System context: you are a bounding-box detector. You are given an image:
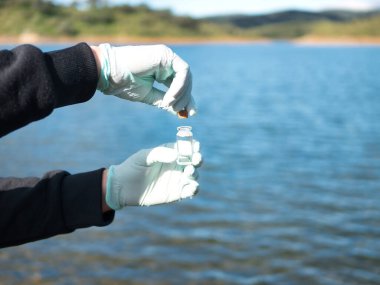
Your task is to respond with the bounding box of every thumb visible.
[146,147,177,166]
[143,87,166,107]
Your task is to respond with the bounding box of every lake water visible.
[1,43,380,285]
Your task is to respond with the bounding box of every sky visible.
[57,0,380,17]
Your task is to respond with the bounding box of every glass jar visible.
[176,126,193,165]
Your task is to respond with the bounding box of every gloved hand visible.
[105,141,202,209]
[96,43,196,116]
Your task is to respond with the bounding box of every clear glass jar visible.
[176,126,193,165]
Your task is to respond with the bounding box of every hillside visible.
[0,1,231,40]
[204,10,380,28]
[0,0,379,43]
[204,9,380,39]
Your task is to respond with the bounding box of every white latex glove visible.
[97,43,196,116]
[106,141,202,209]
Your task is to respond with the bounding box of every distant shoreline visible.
[293,36,380,46]
[1,34,380,46]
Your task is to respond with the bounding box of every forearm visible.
[0,43,99,137]
[0,169,114,248]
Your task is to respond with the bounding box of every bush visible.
[57,20,79,36]
[81,9,115,25]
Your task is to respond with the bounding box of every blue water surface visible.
[1,43,380,285]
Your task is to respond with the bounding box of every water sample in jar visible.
[176,126,193,165]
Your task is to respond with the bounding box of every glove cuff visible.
[96,43,112,93]
[106,165,122,210]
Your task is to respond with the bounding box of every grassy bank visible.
[0,1,380,44]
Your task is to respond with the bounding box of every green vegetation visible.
[311,16,380,37]
[227,15,380,39]
[0,0,379,41]
[206,10,380,39]
[0,0,235,39]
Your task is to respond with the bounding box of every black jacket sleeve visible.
[0,42,98,137]
[0,43,114,248]
[0,169,114,248]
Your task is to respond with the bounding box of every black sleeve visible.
[0,169,114,248]
[0,42,99,137]
[0,44,114,248]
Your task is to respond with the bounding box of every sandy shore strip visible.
[0,33,270,45]
[1,33,380,46]
[294,36,380,46]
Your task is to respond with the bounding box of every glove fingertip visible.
[181,182,199,199]
[192,152,202,167]
[184,165,195,176]
[188,109,197,117]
